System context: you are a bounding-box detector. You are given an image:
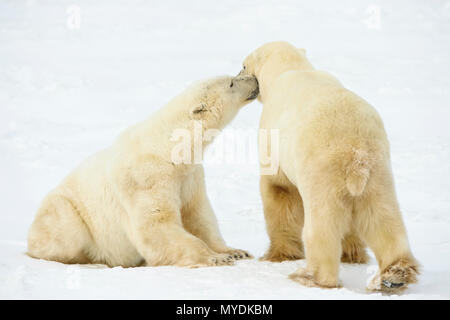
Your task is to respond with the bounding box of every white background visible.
[1,0,449,299]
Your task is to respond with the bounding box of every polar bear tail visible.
[345,149,371,197]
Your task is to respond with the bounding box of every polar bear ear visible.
[297,48,306,56]
[190,103,208,119]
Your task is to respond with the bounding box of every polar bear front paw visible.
[289,267,342,289]
[208,253,235,266]
[221,248,253,260]
[184,253,235,268]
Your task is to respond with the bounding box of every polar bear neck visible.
[257,56,314,102]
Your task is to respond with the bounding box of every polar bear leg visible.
[357,176,419,293]
[290,188,350,289]
[128,190,235,267]
[260,175,305,262]
[181,181,252,260]
[341,233,369,264]
[27,194,93,264]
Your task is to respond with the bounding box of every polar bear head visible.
[189,75,259,129]
[239,41,312,102]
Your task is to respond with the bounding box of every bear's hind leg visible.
[27,194,93,264]
[289,180,351,289]
[358,186,419,293]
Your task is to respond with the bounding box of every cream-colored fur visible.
[27,75,258,268]
[240,41,419,293]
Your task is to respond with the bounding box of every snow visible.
[1,0,450,299]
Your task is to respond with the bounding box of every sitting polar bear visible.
[28,75,258,268]
[240,41,419,293]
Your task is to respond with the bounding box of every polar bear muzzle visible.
[230,75,259,101]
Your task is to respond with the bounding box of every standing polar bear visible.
[240,41,419,293]
[28,75,258,268]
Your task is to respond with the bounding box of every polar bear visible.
[27,75,258,268]
[239,41,419,293]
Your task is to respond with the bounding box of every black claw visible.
[382,280,405,288]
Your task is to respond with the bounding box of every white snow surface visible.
[1,0,450,299]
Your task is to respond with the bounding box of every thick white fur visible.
[28,75,258,267]
[241,42,419,293]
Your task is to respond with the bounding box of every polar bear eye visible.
[243,65,246,70]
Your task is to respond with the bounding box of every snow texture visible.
[1,0,449,299]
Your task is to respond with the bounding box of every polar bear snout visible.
[230,75,259,101]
